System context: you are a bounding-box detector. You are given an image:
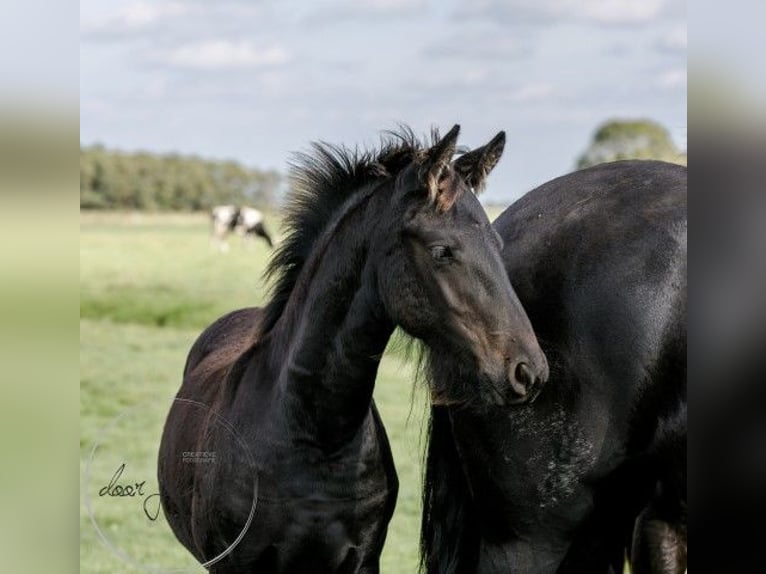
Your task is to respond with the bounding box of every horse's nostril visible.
[506,361,534,399]
[515,362,534,388]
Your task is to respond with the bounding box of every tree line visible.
[81,119,685,211]
[80,145,281,211]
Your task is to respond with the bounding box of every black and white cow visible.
[237,206,274,248]
[210,205,273,251]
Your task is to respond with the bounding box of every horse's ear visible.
[421,124,460,210]
[453,130,506,193]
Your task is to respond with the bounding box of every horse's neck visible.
[271,200,393,447]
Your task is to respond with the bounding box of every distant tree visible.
[577,119,686,169]
[80,146,282,211]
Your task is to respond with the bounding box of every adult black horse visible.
[421,159,687,573]
[158,126,548,573]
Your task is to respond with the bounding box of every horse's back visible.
[183,307,262,380]
[495,160,686,301]
[495,160,686,407]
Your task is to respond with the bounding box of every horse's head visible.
[375,125,548,406]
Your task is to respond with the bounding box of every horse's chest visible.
[205,455,393,572]
[251,429,390,500]
[455,401,613,529]
[240,497,386,573]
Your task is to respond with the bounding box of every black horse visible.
[421,159,687,573]
[158,126,548,573]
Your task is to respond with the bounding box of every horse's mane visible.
[421,405,479,574]
[218,127,439,404]
[259,126,437,335]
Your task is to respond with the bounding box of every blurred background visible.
[79,0,687,208]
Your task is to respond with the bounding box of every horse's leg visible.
[631,410,687,573]
[253,222,274,248]
[630,483,687,574]
[211,226,230,252]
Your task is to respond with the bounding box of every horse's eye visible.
[430,245,453,263]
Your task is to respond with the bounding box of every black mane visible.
[259,126,435,334]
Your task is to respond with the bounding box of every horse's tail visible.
[420,406,478,574]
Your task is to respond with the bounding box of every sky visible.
[80,0,687,203]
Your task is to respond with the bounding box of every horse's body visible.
[160,127,547,573]
[422,160,687,574]
[160,306,398,572]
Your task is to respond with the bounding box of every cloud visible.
[424,66,493,89]
[353,0,427,13]
[116,2,186,26]
[163,40,290,70]
[657,24,687,53]
[422,28,531,61]
[457,0,668,27]
[81,1,189,40]
[505,83,554,102]
[657,68,687,89]
[80,97,114,116]
[80,1,269,43]
[580,0,666,25]
[304,0,428,21]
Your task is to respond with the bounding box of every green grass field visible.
[80,212,434,573]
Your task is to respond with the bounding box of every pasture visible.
[80,211,444,573]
